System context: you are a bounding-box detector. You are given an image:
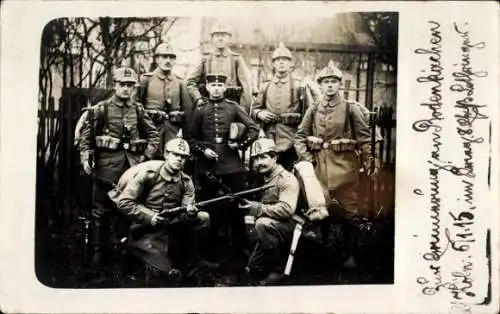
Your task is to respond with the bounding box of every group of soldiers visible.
[76,21,381,286]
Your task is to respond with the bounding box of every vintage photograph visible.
[35,13,398,288]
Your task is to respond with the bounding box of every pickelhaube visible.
[250,137,277,158]
[210,21,233,37]
[114,67,138,83]
[154,42,177,57]
[165,133,190,156]
[316,60,343,83]
[206,73,228,84]
[271,42,293,60]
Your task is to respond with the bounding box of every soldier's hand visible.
[139,155,147,163]
[196,98,207,107]
[257,110,277,123]
[204,148,219,160]
[151,213,166,226]
[82,159,94,175]
[364,157,380,177]
[239,199,262,217]
[186,204,198,216]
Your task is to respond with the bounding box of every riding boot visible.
[259,248,285,286]
[341,218,360,269]
[90,221,109,272]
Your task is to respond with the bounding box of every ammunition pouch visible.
[278,113,302,125]
[306,136,324,151]
[168,110,184,123]
[146,109,168,124]
[224,86,243,102]
[95,135,121,150]
[129,139,148,153]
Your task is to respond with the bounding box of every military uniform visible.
[252,75,314,170]
[294,61,379,268]
[294,93,371,218]
[244,138,300,283]
[186,84,259,258]
[79,67,160,269]
[138,43,194,158]
[186,22,253,111]
[113,160,210,272]
[187,98,259,176]
[138,69,193,156]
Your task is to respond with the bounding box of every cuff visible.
[138,205,157,224]
[251,109,262,120]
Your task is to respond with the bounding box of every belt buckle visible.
[215,137,223,144]
[123,143,130,150]
[322,142,329,149]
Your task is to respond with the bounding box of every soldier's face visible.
[114,81,135,99]
[252,153,276,174]
[320,77,341,97]
[273,57,292,74]
[165,151,187,172]
[212,33,231,49]
[206,82,227,99]
[156,54,176,72]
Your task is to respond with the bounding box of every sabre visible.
[284,215,306,276]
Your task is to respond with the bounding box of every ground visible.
[35,209,394,289]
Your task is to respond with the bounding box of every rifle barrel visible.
[160,183,274,215]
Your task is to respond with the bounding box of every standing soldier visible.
[138,42,193,159]
[109,137,217,284]
[240,137,300,286]
[186,73,259,260]
[294,61,380,268]
[251,43,314,170]
[186,21,253,111]
[80,67,160,271]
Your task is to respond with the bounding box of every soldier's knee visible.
[255,217,277,233]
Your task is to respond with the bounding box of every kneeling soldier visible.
[241,137,300,285]
[110,137,216,284]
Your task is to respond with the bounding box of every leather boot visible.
[341,218,359,270]
[90,222,108,271]
[258,248,286,286]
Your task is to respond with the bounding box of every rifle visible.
[158,183,275,216]
[368,108,378,216]
[82,102,95,169]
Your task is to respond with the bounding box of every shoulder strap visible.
[135,102,145,120]
[178,79,183,110]
[140,75,152,105]
[94,102,108,134]
[344,100,356,140]
[298,81,306,115]
[262,81,271,107]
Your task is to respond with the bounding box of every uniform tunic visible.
[80,95,160,185]
[186,98,259,176]
[139,68,193,155]
[186,47,253,111]
[116,161,196,225]
[252,75,314,153]
[294,94,371,218]
[115,160,209,271]
[252,165,300,269]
